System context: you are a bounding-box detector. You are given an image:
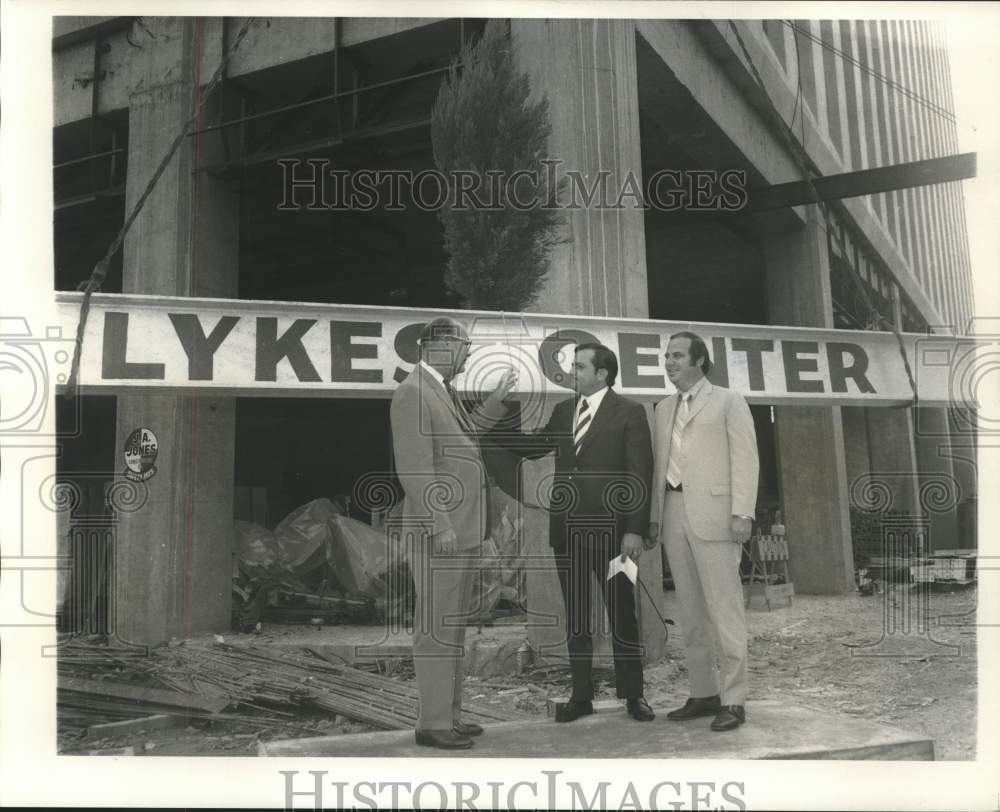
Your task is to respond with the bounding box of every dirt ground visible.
[459,586,978,760]
[65,585,977,760]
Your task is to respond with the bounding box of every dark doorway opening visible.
[233,397,395,528]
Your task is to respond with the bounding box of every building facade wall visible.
[52,16,978,636]
[750,19,974,334]
[54,16,974,333]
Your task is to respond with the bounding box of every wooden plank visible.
[59,676,230,713]
[86,714,180,739]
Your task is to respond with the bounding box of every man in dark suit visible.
[501,343,655,722]
[390,317,515,749]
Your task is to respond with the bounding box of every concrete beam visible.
[636,20,804,193]
[52,16,131,50]
[53,17,445,127]
[689,19,947,333]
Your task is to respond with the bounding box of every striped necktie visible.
[666,393,691,488]
[574,397,591,456]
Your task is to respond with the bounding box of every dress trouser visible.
[662,490,748,705]
[410,533,477,731]
[556,529,643,701]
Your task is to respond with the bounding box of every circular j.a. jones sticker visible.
[123,427,158,482]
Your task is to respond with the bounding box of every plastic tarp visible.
[271,498,344,579]
[234,520,285,571]
[234,493,525,624]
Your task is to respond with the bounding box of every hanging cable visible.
[727,20,919,408]
[63,17,256,400]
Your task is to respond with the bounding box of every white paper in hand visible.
[607,555,638,585]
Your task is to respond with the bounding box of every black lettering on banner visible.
[618,333,663,388]
[393,322,426,383]
[330,321,383,383]
[782,340,824,393]
[707,336,730,387]
[168,313,240,381]
[255,318,321,382]
[102,312,165,380]
[827,342,876,393]
[731,338,775,391]
[538,329,600,389]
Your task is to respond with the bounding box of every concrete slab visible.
[259,700,934,760]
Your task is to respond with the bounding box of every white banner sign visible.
[49,292,986,407]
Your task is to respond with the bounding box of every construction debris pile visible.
[232,497,413,630]
[233,494,527,631]
[850,508,977,593]
[58,640,530,740]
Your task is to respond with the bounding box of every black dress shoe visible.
[666,695,721,721]
[554,699,594,723]
[453,721,484,737]
[626,697,655,721]
[415,729,474,749]
[710,705,746,731]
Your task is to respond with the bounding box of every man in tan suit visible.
[390,317,515,749]
[649,331,759,731]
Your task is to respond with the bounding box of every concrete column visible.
[841,406,871,488]
[113,18,239,645]
[863,408,920,516]
[511,20,665,667]
[861,287,920,517]
[511,19,648,319]
[763,211,855,594]
[913,407,961,552]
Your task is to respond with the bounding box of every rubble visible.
[232,494,528,633]
[58,639,529,742]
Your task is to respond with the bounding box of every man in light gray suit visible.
[390,316,515,749]
[649,331,759,731]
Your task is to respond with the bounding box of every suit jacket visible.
[503,388,653,551]
[390,365,506,551]
[650,380,759,541]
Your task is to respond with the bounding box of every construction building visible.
[52,17,977,645]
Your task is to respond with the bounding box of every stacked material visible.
[58,642,528,732]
